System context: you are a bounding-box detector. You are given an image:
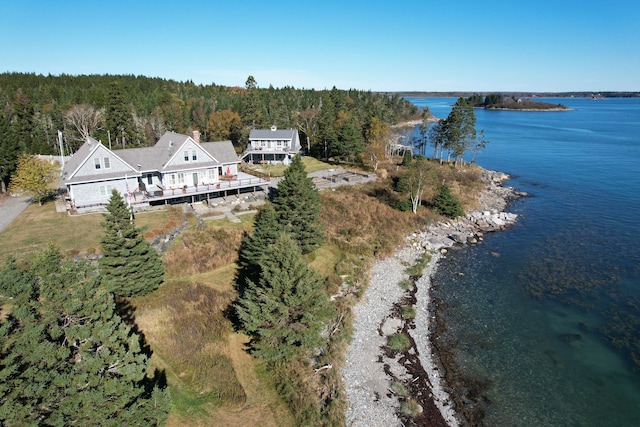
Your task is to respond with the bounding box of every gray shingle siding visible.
[62,131,244,208]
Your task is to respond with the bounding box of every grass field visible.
[0,200,169,263]
[244,156,334,177]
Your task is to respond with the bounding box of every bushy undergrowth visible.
[143,205,185,240]
[163,227,243,276]
[320,186,421,259]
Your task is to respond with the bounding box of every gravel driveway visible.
[0,195,31,233]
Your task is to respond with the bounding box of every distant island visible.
[467,93,569,111]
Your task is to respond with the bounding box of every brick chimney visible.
[192,130,201,143]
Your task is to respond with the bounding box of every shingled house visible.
[241,126,301,164]
[62,131,269,213]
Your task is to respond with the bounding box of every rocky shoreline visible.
[342,170,524,426]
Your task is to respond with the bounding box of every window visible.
[147,174,153,185]
[169,174,176,186]
[94,158,101,169]
[103,157,110,169]
[192,150,197,161]
[178,173,185,185]
[184,151,189,162]
[208,169,215,182]
[99,184,113,196]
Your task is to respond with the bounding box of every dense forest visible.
[0,72,419,191]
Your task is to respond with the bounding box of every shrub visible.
[398,279,412,290]
[387,333,410,352]
[392,197,412,212]
[391,380,409,397]
[431,184,464,218]
[400,306,416,319]
[400,398,422,417]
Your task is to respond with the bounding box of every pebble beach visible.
[342,170,521,426]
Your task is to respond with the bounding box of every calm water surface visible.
[407,97,640,426]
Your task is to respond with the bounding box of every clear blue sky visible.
[1,0,638,92]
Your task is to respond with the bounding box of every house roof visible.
[62,131,240,184]
[249,128,298,140]
[62,136,101,178]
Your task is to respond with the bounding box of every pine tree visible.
[0,251,170,426]
[104,82,135,149]
[235,203,282,294]
[0,112,20,193]
[272,155,324,254]
[0,256,35,299]
[431,184,464,218]
[99,190,164,297]
[442,97,477,167]
[236,234,332,364]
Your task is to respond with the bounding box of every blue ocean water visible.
[407,97,640,426]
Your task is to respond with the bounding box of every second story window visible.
[184,151,189,162]
[94,158,101,169]
[103,157,110,169]
[192,150,197,161]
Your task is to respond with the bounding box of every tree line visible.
[0,72,419,192]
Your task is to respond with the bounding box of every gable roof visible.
[200,141,239,164]
[62,137,102,179]
[62,132,240,184]
[249,128,298,140]
[62,137,140,183]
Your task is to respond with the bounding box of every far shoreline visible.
[477,106,571,112]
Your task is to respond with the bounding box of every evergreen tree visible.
[272,155,324,254]
[236,234,332,363]
[0,256,35,299]
[442,97,477,167]
[0,252,170,426]
[99,190,164,297]
[235,203,283,294]
[431,184,464,218]
[241,75,265,129]
[0,112,20,193]
[333,114,365,165]
[104,82,135,149]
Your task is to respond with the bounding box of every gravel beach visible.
[342,245,459,427]
[342,169,520,427]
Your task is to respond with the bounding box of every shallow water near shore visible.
[409,97,640,425]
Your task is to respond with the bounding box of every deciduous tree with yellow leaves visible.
[9,153,58,205]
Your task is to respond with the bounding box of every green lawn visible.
[0,200,169,262]
[246,157,333,177]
